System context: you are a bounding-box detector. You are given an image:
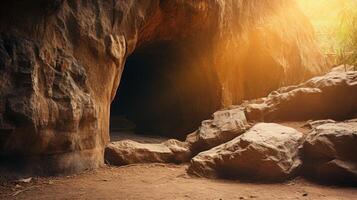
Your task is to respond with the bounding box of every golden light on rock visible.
[0,2,357,198]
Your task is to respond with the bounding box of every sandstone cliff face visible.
[0,0,325,174]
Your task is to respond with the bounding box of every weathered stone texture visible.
[0,0,325,174]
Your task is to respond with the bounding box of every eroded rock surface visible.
[105,139,190,165]
[303,120,357,184]
[163,139,192,163]
[244,71,357,121]
[185,108,250,155]
[0,0,325,174]
[188,123,304,181]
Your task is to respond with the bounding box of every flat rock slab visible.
[105,139,190,166]
[188,123,304,182]
[303,120,357,184]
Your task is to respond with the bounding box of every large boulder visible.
[185,107,250,155]
[303,120,357,184]
[188,123,304,182]
[244,71,357,121]
[105,139,190,165]
[0,0,325,174]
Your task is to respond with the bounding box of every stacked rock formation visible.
[303,119,357,184]
[0,0,325,174]
[106,70,357,183]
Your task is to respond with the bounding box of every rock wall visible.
[0,0,326,174]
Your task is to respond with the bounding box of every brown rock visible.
[162,139,191,163]
[105,139,191,165]
[186,108,250,155]
[303,120,357,184]
[244,71,357,122]
[304,119,336,129]
[188,123,304,182]
[0,0,325,174]
[105,140,173,166]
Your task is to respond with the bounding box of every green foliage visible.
[298,0,357,68]
[336,0,357,66]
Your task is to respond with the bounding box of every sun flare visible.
[298,0,357,58]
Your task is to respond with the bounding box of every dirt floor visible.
[1,122,356,200]
[0,164,356,200]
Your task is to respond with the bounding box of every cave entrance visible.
[110,39,221,140]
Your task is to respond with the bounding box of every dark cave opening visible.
[110,39,221,139]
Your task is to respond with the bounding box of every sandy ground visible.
[1,121,356,200]
[1,164,357,200]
